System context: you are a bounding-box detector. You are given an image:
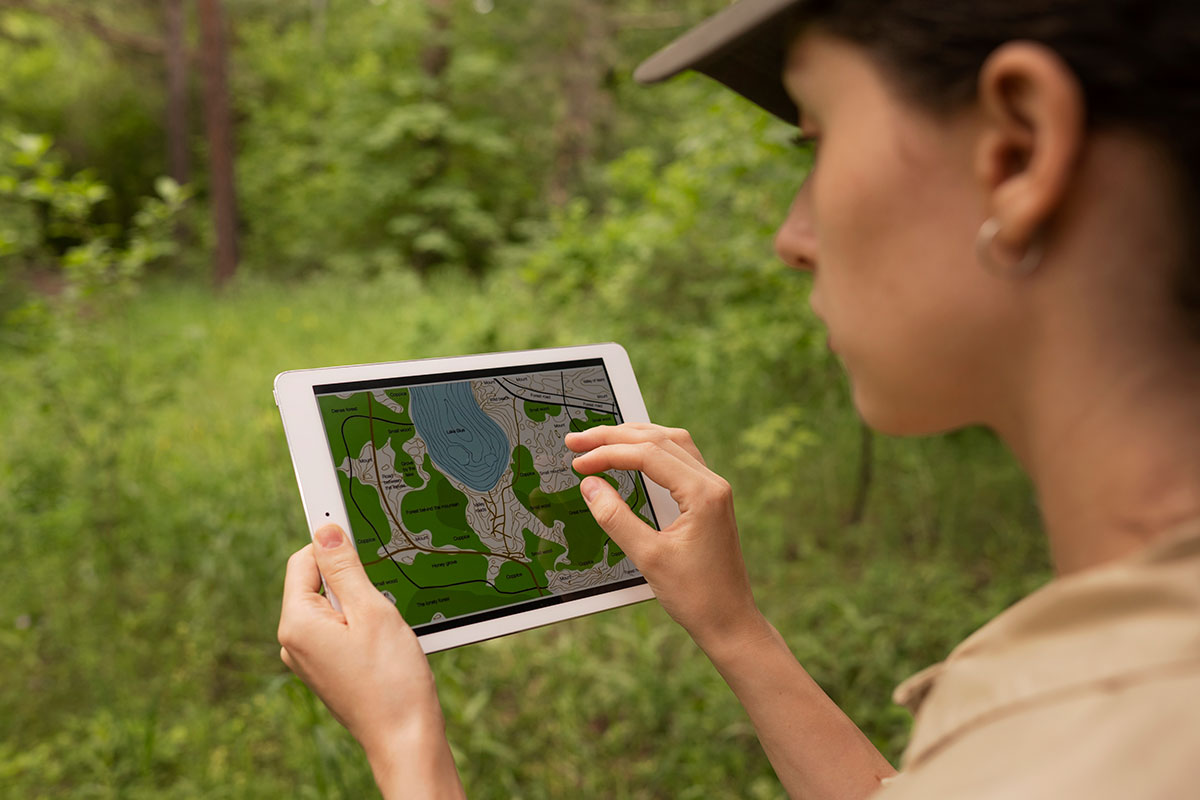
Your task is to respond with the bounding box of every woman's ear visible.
[974,42,1085,258]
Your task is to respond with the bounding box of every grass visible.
[0,269,1048,798]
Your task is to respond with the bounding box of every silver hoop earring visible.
[975,217,1043,278]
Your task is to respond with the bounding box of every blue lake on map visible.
[408,381,511,492]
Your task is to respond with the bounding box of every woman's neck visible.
[1004,343,1200,575]
[987,132,1200,575]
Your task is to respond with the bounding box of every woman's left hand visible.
[278,525,464,798]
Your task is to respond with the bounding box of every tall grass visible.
[0,269,1046,798]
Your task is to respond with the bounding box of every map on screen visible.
[315,360,656,632]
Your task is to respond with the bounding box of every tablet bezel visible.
[274,343,678,653]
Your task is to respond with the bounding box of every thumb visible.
[311,524,378,610]
[580,476,654,566]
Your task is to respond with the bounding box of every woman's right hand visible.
[565,423,770,653]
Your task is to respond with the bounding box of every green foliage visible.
[0,9,169,230]
[0,131,109,261]
[0,130,188,353]
[0,267,1046,797]
[234,1,546,277]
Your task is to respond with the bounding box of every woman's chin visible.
[850,382,960,437]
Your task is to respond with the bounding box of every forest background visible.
[0,1,1047,797]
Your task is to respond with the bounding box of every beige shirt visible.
[877,518,1200,800]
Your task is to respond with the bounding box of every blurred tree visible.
[0,0,170,235]
[547,0,615,208]
[413,0,452,274]
[0,0,737,282]
[163,0,190,187]
[847,423,875,526]
[198,0,238,285]
[0,0,164,56]
[420,0,451,79]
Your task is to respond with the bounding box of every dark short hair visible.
[795,0,1200,334]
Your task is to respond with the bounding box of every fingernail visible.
[580,476,599,502]
[316,524,343,549]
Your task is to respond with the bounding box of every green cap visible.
[633,0,803,124]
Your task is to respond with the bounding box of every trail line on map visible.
[498,375,616,411]
[491,378,615,416]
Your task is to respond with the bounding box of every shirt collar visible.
[893,518,1200,768]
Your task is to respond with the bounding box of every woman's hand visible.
[278,525,464,799]
[566,423,769,654]
[570,425,896,799]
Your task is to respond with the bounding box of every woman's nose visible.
[774,179,817,272]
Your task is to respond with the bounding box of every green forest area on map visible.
[317,384,652,626]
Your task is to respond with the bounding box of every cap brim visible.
[633,0,801,124]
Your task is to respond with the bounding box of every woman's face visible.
[778,32,1025,435]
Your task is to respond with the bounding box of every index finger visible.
[564,424,615,450]
[566,422,706,465]
[571,441,710,502]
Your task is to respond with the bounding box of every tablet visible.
[274,343,678,653]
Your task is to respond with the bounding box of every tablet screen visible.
[313,358,657,634]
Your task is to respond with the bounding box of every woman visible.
[277,1,1200,797]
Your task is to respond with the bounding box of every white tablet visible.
[274,343,678,653]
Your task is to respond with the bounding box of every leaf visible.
[154,176,182,203]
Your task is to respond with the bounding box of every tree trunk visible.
[198,0,238,287]
[845,421,875,526]
[163,0,190,186]
[547,0,614,208]
[419,0,452,79]
[411,0,452,275]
